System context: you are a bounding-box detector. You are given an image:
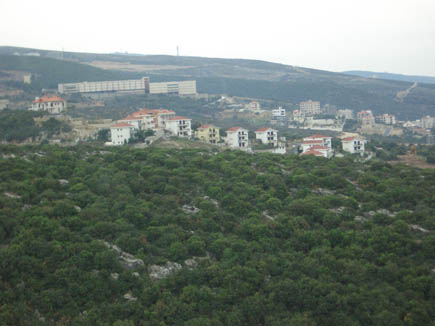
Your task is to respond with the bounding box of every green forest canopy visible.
[0,144,434,325]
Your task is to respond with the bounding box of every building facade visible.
[59,77,196,95]
[255,128,278,146]
[272,107,286,119]
[226,127,249,149]
[301,134,333,158]
[336,109,354,120]
[357,110,375,126]
[342,136,366,155]
[299,100,321,116]
[165,116,192,137]
[110,123,136,145]
[30,96,66,114]
[198,125,220,143]
[149,80,197,95]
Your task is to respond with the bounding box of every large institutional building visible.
[58,77,196,95]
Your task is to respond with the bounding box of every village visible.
[9,74,429,158]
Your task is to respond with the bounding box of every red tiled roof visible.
[33,96,64,103]
[342,136,356,142]
[198,124,215,129]
[111,123,134,128]
[301,149,324,156]
[302,140,323,144]
[227,127,242,132]
[121,115,141,121]
[168,116,191,121]
[255,127,271,132]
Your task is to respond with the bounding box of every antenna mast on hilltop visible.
[177,46,179,56]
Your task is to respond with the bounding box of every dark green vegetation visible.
[1,144,434,325]
[68,94,222,122]
[418,145,435,164]
[0,110,71,142]
[2,46,435,120]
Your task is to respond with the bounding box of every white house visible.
[342,136,366,155]
[255,128,278,146]
[272,107,286,119]
[165,116,192,137]
[30,96,66,114]
[110,123,136,145]
[301,134,333,158]
[226,127,249,149]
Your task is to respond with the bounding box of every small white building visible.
[165,116,192,137]
[342,136,366,155]
[272,107,286,119]
[226,127,249,149]
[378,114,396,125]
[30,96,66,114]
[110,123,136,145]
[255,128,278,147]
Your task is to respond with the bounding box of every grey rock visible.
[409,224,429,233]
[148,261,182,280]
[111,273,119,280]
[183,204,200,214]
[123,293,137,301]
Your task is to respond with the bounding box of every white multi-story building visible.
[255,128,278,146]
[342,136,366,155]
[59,77,196,95]
[165,116,192,137]
[336,109,354,120]
[58,77,150,94]
[110,123,136,145]
[357,110,375,126]
[226,127,249,149]
[292,109,305,123]
[272,107,286,119]
[299,100,321,116]
[149,80,197,95]
[419,116,434,129]
[378,114,396,125]
[29,96,66,114]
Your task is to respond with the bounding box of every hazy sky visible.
[2,0,435,75]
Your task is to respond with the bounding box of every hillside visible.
[343,70,435,85]
[1,46,435,120]
[0,144,434,325]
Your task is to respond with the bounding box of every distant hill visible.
[1,46,435,120]
[342,70,435,85]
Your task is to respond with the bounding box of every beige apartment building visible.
[197,125,220,144]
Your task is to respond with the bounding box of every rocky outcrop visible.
[103,242,144,270]
[148,262,182,280]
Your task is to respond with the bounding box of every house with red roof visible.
[301,134,333,158]
[197,125,220,143]
[30,96,66,114]
[226,127,249,149]
[165,116,192,137]
[109,122,136,145]
[341,136,366,155]
[255,127,278,147]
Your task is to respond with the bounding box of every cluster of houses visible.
[109,108,192,145]
[300,133,366,158]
